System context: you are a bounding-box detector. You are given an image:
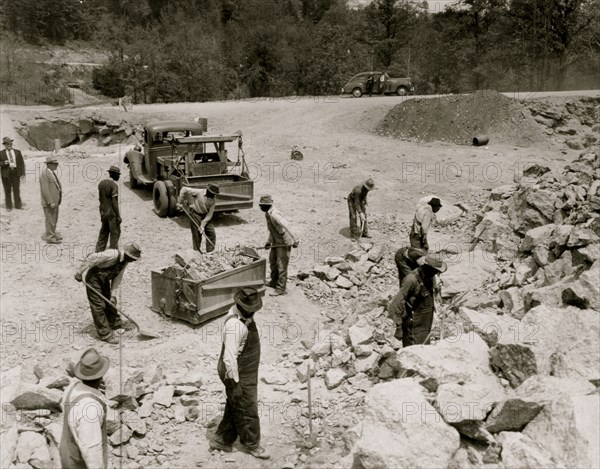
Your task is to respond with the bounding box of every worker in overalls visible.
[388,255,447,346]
[210,288,270,460]
[60,348,110,469]
[74,243,141,344]
[394,246,426,289]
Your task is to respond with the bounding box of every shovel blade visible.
[239,246,260,260]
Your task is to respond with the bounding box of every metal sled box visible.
[151,258,266,325]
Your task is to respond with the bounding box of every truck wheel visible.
[129,167,139,189]
[153,181,169,217]
[352,88,363,98]
[164,180,178,217]
[396,86,408,96]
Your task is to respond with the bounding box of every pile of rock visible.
[526,96,600,150]
[161,249,255,282]
[344,332,599,469]
[1,363,207,468]
[15,110,146,151]
[472,150,600,315]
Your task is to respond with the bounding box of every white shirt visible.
[221,305,251,382]
[412,204,435,236]
[62,381,106,469]
[77,250,127,294]
[6,149,16,168]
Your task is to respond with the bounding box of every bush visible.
[92,63,125,98]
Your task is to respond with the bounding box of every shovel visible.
[180,204,215,252]
[237,244,291,260]
[83,281,160,339]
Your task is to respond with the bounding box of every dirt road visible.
[0,92,594,467]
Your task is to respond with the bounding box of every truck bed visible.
[180,174,254,212]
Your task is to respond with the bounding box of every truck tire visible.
[352,88,363,98]
[396,86,408,96]
[164,180,178,217]
[153,181,169,217]
[129,167,139,189]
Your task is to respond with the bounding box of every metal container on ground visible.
[151,258,267,325]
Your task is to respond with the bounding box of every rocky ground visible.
[0,91,599,469]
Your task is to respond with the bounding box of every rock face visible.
[523,395,600,468]
[356,379,460,469]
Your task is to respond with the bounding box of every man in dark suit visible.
[0,137,25,211]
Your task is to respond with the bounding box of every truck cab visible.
[124,120,254,217]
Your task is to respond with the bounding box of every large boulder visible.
[16,431,51,464]
[485,399,542,433]
[497,431,558,468]
[435,382,505,423]
[23,120,79,150]
[523,395,600,468]
[473,212,517,252]
[443,249,495,296]
[356,379,460,469]
[520,224,556,252]
[520,305,600,381]
[396,334,503,393]
[515,375,596,405]
[458,307,520,347]
[10,386,62,413]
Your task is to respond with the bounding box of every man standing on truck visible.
[176,183,220,253]
[96,165,122,252]
[259,194,299,296]
[348,179,374,241]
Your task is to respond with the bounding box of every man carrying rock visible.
[40,155,63,244]
[348,179,374,241]
[74,243,141,344]
[259,194,299,296]
[60,347,110,469]
[0,136,25,211]
[410,197,442,251]
[394,246,426,289]
[96,165,122,252]
[177,183,219,253]
[210,288,270,460]
[388,255,447,346]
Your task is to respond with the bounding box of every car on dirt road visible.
[341,71,415,97]
[124,120,254,217]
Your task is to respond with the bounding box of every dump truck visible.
[124,120,254,217]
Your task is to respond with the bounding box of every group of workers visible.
[3,133,449,468]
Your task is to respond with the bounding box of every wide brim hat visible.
[234,287,263,313]
[429,197,442,208]
[207,183,220,195]
[421,255,447,273]
[124,242,141,260]
[45,155,59,164]
[259,194,273,205]
[108,165,121,174]
[74,348,110,381]
[2,137,13,144]
[363,179,375,190]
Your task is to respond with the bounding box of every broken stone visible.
[325,256,345,266]
[310,341,331,360]
[121,410,146,436]
[10,387,62,413]
[515,375,596,405]
[153,385,175,408]
[452,420,495,444]
[137,399,153,418]
[105,407,120,435]
[173,405,186,423]
[367,245,384,263]
[180,395,199,407]
[345,250,363,262]
[109,424,132,446]
[523,395,599,468]
[489,343,538,388]
[497,431,557,468]
[356,379,460,469]
[458,307,520,347]
[498,287,524,318]
[296,359,316,384]
[568,225,599,247]
[16,430,50,464]
[335,275,354,289]
[354,352,380,375]
[435,382,504,423]
[443,250,494,296]
[520,224,556,252]
[173,385,198,396]
[348,319,374,347]
[185,406,199,421]
[485,399,542,433]
[325,368,347,390]
[353,344,373,357]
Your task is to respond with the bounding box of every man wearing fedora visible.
[40,155,63,244]
[258,194,299,296]
[211,287,270,459]
[388,255,447,346]
[96,165,123,252]
[348,179,374,241]
[74,243,141,344]
[60,348,110,469]
[0,136,25,211]
[394,246,426,289]
[410,197,442,251]
[176,183,220,253]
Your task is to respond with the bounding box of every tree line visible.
[1,0,599,103]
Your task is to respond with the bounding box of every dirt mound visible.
[377,90,546,146]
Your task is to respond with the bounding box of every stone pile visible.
[526,96,600,150]
[1,363,208,469]
[471,150,600,317]
[162,249,255,282]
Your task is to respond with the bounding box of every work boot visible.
[209,439,233,453]
[267,282,277,289]
[46,238,62,244]
[101,334,119,345]
[361,233,372,239]
[269,290,285,297]
[245,445,270,459]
